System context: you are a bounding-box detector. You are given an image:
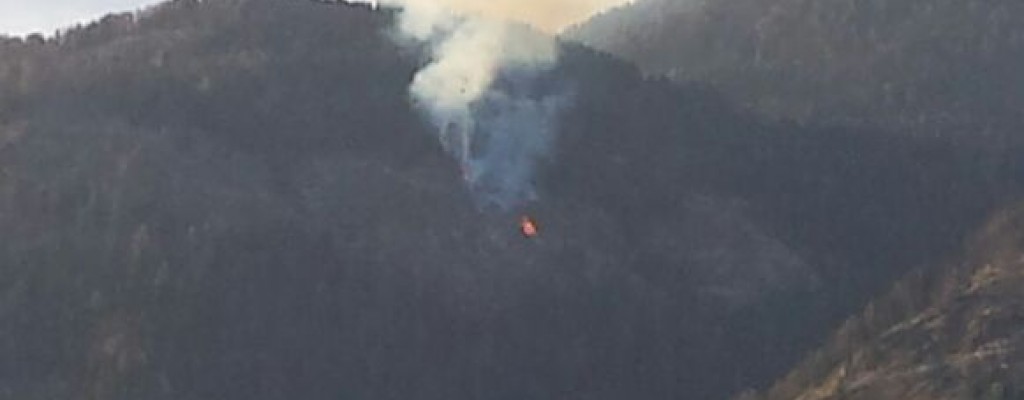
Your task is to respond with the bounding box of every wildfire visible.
[520,215,539,238]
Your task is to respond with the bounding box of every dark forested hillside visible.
[0,1,1019,399]
[568,0,1024,148]
[743,204,1024,400]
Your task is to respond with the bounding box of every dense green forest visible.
[0,0,1020,399]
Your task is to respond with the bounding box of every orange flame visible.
[520,216,538,238]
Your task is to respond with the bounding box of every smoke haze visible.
[381,0,572,210]
[362,0,632,33]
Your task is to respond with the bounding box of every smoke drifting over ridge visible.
[355,0,632,33]
[380,0,572,210]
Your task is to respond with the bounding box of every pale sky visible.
[0,0,164,36]
[1,0,631,36]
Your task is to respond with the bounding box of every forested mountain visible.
[569,2,1024,396]
[742,204,1024,400]
[0,0,1019,399]
[567,0,1024,147]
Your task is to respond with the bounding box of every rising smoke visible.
[379,0,572,210]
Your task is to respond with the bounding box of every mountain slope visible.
[567,0,1024,146]
[744,205,1024,400]
[0,0,1018,399]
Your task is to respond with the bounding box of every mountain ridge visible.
[0,0,1019,398]
[567,0,1024,148]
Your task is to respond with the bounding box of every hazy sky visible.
[389,0,634,33]
[0,0,164,35]
[1,0,631,36]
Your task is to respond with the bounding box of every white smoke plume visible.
[378,0,572,210]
